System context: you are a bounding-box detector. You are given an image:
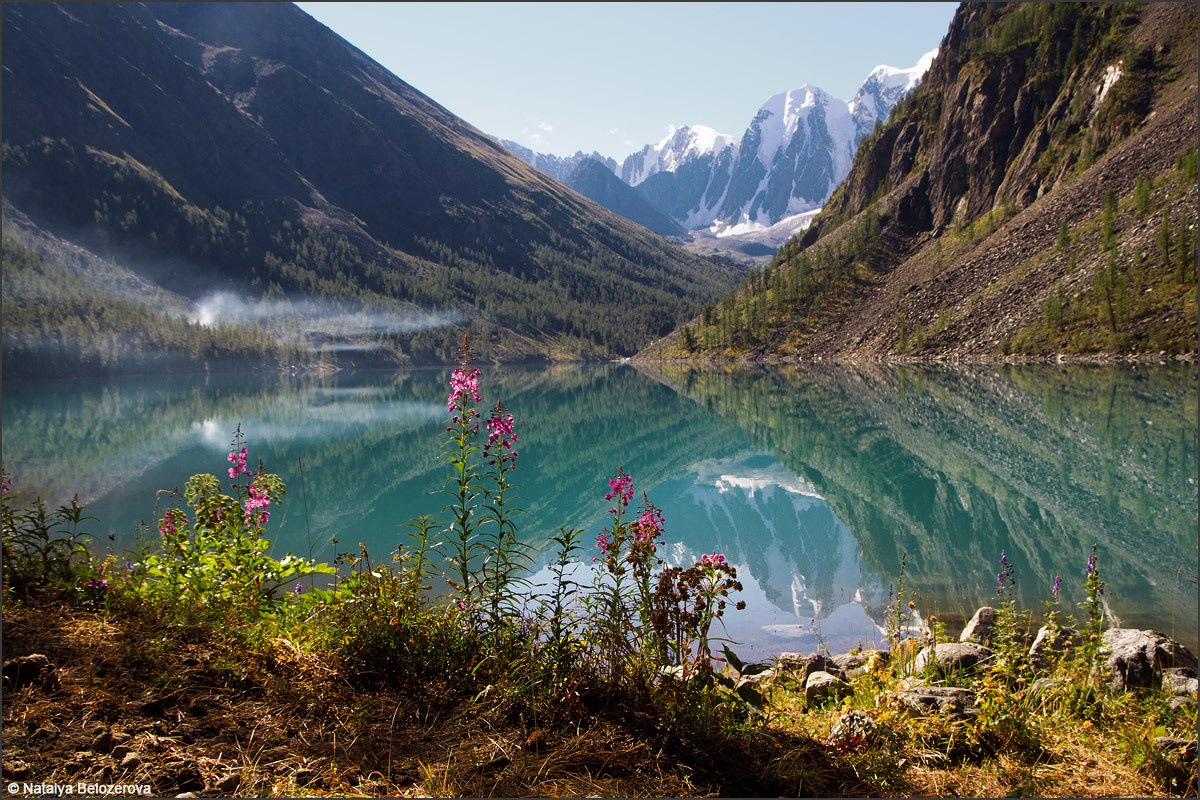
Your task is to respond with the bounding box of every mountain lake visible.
[3,361,1196,658]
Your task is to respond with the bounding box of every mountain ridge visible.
[2,1,742,375]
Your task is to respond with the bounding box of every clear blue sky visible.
[295,2,959,161]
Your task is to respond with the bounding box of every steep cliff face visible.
[643,3,1197,362]
[808,3,1176,243]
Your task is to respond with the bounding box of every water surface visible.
[3,362,1195,657]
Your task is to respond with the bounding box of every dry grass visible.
[3,597,1195,798]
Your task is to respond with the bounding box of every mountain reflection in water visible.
[3,362,1194,656]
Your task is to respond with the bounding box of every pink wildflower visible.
[604,468,634,512]
[227,446,248,480]
[485,401,518,468]
[634,504,665,543]
[244,482,271,526]
[447,367,481,414]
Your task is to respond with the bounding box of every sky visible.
[295,2,959,162]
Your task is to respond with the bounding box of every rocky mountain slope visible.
[1,2,740,373]
[641,2,1198,361]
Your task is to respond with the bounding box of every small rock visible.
[1163,667,1199,696]
[897,686,979,719]
[1028,625,1080,670]
[805,670,853,705]
[1028,677,1065,699]
[2,654,59,692]
[1153,737,1198,761]
[834,649,890,677]
[92,730,116,754]
[215,774,241,793]
[119,752,142,771]
[827,710,881,747]
[1169,695,1196,711]
[910,642,993,676]
[960,606,998,648]
[2,761,32,780]
[735,668,775,690]
[112,745,134,761]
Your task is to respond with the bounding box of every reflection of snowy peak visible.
[654,453,888,625]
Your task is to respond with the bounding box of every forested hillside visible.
[642,3,1197,362]
[2,2,741,376]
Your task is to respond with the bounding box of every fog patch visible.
[188,292,464,351]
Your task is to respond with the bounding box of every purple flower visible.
[294,582,304,595]
[1052,575,1061,600]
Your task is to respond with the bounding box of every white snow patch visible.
[1096,62,1123,109]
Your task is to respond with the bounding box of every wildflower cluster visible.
[141,426,334,617]
[588,466,746,681]
[448,366,481,416]
[227,446,248,481]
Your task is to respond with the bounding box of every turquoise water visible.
[3,362,1195,657]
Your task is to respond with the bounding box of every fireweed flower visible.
[484,401,518,468]
[605,469,634,512]
[447,367,481,413]
[227,446,249,481]
[244,482,271,526]
[635,505,665,543]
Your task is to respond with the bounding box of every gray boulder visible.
[960,606,999,648]
[2,654,59,692]
[834,649,890,678]
[1101,629,1198,691]
[1163,667,1198,697]
[805,670,853,705]
[778,652,843,682]
[910,642,993,676]
[827,709,882,747]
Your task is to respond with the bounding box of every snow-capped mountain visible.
[848,49,939,138]
[619,125,737,187]
[493,138,618,183]
[634,49,938,238]
[492,49,937,257]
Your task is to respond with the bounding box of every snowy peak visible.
[849,48,938,130]
[494,138,618,183]
[619,124,737,186]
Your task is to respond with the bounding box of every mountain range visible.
[498,51,936,260]
[1,1,741,376]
